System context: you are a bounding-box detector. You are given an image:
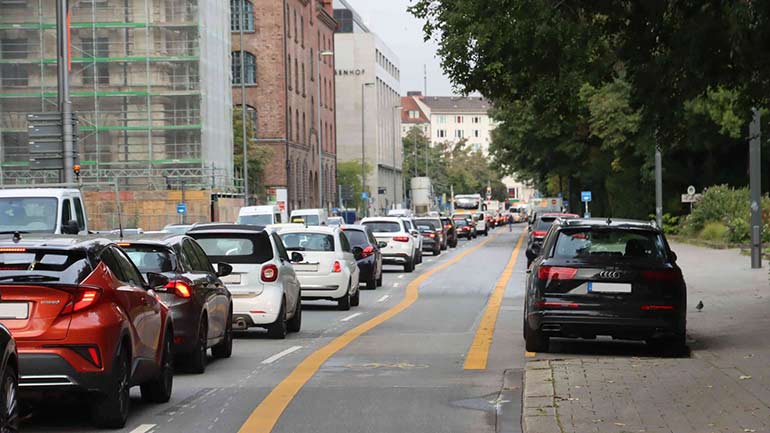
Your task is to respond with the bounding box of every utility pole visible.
[655,134,663,228]
[361,82,374,217]
[57,0,74,183]
[750,108,762,269]
[239,0,249,205]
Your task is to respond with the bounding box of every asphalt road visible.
[20,225,530,433]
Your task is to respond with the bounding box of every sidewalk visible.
[523,243,770,433]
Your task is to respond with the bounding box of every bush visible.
[680,184,770,244]
[699,222,729,242]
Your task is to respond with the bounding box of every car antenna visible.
[12,231,21,243]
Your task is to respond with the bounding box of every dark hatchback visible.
[524,219,687,355]
[526,213,579,267]
[341,225,384,290]
[117,234,234,373]
[440,217,458,248]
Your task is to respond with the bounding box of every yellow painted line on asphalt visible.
[237,233,502,433]
[464,232,526,370]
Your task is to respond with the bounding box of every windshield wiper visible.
[0,275,59,283]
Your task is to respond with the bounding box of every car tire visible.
[366,275,377,290]
[287,298,302,333]
[524,322,549,353]
[0,364,18,433]
[351,287,360,307]
[212,307,233,359]
[187,318,208,374]
[434,246,441,256]
[91,343,130,428]
[267,298,288,339]
[337,285,352,311]
[648,333,687,357]
[404,259,414,273]
[441,242,448,251]
[376,273,383,287]
[484,230,489,237]
[450,240,457,248]
[141,328,174,403]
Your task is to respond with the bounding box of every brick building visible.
[232,0,337,212]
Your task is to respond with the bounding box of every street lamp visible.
[318,50,334,209]
[361,82,375,217]
[393,105,402,209]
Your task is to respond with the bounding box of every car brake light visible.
[332,261,342,273]
[536,301,579,308]
[362,246,374,258]
[164,280,192,298]
[424,233,436,238]
[642,270,681,281]
[60,288,101,314]
[261,264,279,282]
[0,247,26,253]
[393,236,410,242]
[68,345,102,368]
[641,305,675,311]
[117,243,131,247]
[537,266,577,280]
[533,231,547,237]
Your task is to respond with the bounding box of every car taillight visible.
[641,305,675,311]
[536,301,579,309]
[393,236,410,242]
[533,231,547,237]
[60,288,101,315]
[445,224,452,229]
[69,345,102,368]
[261,264,279,282]
[362,246,374,258]
[424,233,436,238]
[164,280,192,298]
[537,266,577,280]
[462,226,470,231]
[332,261,342,273]
[642,270,682,281]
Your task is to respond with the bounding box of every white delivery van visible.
[0,188,88,234]
[290,208,328,226]
[237,205,283,226]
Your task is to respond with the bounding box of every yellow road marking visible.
[525,351,537,358]
[237,234,502,433]
[464,232,526,370]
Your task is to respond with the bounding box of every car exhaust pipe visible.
[234,318,248,330]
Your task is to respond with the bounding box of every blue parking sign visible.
[581,191,592,203]
[177,203,187,215]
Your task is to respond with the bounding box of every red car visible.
[0,237,174,428]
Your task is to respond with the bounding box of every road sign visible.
[687,185,696,195]
[581,191,592,203]
[176,203,187,215]
[27,112,79,170]
[563,199,569,209]
[361,192,369,200]
[681,194,702,203]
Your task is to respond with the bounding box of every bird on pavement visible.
[696,300,704,311]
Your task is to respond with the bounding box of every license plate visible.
[294,263,319,272]
[221,274,242,285]
[588,282,632,293]
[0,302,28,319]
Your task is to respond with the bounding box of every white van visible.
[237,205,283,226]
[290,208,328,226]
[0,188,88,234]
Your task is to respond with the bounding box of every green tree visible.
[233,108,272,204]
[337,160,372,212]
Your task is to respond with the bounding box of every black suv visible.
[524,219,686,355]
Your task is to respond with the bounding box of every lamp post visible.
[317,50,334,209]
[393,105,402,209]
[361,82,375,217]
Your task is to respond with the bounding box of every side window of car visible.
[189,240,215,273]
[367,229,377,246]
[182,240,205,272]
[111,247,145,287]
[99,248,126,282]
[339,232,352,252]
[61,199,72,226]
[271,233,290,261]
[73,198,86,230]
[403,220,411,231]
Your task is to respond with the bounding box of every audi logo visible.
[598,271,623,279]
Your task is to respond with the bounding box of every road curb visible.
[522,360,563,433]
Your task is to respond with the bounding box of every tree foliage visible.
[337,160,372,211]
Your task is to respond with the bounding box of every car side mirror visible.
[410,230,419,238]
[216,262,233,277]
[670,251,678,262]
[378,241,387,248]
[290,252,304,263]
[146,272,169,290]
[352,246,363,260]
[62,219,80,235]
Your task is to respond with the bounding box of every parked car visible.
[188,224,302,339]
[0,237,174,428]
[416,222,441,256]
[414,217,447,251]
[473,212,489,236]
[278,226,361,310]
[361,217,419,272]
[0,324,17,431]
[290,208,328,226]
[237,205,283,226]
[163,223,196,234]
[524,218,687,355]
[117,234,234,374]
[440,217,458,248]
[341,225,385,289]
[526,213,580,267]
[0,188,88,235]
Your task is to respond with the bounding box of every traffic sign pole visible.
[56,0,75,183]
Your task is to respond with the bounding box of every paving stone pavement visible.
[522,243,770,433]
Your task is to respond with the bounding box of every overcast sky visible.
[343,0,455,96]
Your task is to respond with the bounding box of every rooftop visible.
[421,96,492,114]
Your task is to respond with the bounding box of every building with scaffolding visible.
[0,0,234,190]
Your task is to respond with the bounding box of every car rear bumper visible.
[529,311,685,340]
[299,273,349,299]
[18,353,110,395]
[232,285,282,326]
[382,253,411,264]
[356,258,377,281]
[421,239,438,250]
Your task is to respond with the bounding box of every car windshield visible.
[0,249,92,284]
[342,229,369,247]
[279,233,335,252]
[553,228,667,261]
[362,221,401,233]
[238,214,273,226]
[415,219,440,230]
[0,197,58,233]
[192,233,273,264]
[122,245,175,273]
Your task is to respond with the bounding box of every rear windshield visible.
[191,233,273,264]
[122,245,174,274]
[362,221,401,233]
[552,229,667,261]
[535,217,557,231]
[279,233,335,252]
[342,229,369,247]
[0,197,58,233]
[453,219,468,227]
[292,215,320,226]
[0,249,92,284]
[415,219,440,230]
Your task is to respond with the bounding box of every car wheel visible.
[212,306,233,359]
[441,242,448,251]
[648,333,686,357]
[450,240,457,248]
[187,318,207,374]
[484,230,489,236]
[91,343,130,428]
[0,363,18,433]
[140,328,174,403]
[434,245,441,256]
[404,259,414,273]
[337,283,352,310]
[287,298,302,333]
[524,322,549,353]
[351,287,360,307]
[376,272,383,287]
[267,298,288,339]
[366,275,377,290]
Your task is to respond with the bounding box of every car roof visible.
[278,226,338,234]
[187,223,269,234]
[0,235,111,252]
[340,224,370,231]
[361,217,403,223]
[541,213,579,218]
[106,233,190,246]
[558,218,659,230]
[0,188,81,198]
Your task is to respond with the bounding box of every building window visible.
[456,115,464,123]
[286,5,291,38]
[287,56,292,90]
[301,63,306,95]
[310,48,314,80]
[300,16,305,47]
[302,113,306,144]
[232,51,256,84]
[81,37,110,85]
[437,115,447,124]
[0,0,26,7]
[294,10,298,43]
[437,129,446,138]
[294,59,299,93]
[288,110,292,140]
[455,129,464,139]
[473,130,480,138]
[472,116,481,124]
[295,109,299,142]
[0,38,27,86]
[409,110,419,119]
[230,0,254,32]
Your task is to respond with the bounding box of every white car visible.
[361,217,418,272]
[188,224,302,339]
[399,217,424,264]
[474,212,489,236]
[278,226,361,310]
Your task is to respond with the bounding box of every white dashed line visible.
[397,274,405,279]
[392,282,399,288]
[261,345,303,364]
[340,312,362,322]
[129,425,157,433]
[377,295,390,303]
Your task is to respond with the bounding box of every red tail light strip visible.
[538,266,578,280]
[641,305,675,311]
[60,288,101,315]
[536,301,579,309]
[392,236,410,242]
